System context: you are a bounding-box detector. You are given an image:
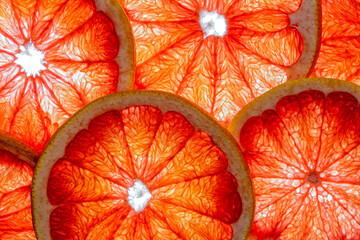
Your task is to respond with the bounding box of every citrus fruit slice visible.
[0,132,38,239]
[32,91,254,239]
[119,0,320,124]
[229,78,360,239]
[0,0,134,153]
[311,0,360,84]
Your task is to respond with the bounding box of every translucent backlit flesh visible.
[0,0,120,152]
[47,105,242,239]
[240,90,360,239]
[0,149,34,240]
[311,0,360,83]
[121,0,304,124]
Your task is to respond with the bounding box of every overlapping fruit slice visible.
[229,78,360,239]
[0,133,38,240]
[311,0,360,84]
[32,91,254,239]
[119,0,320,124]
[0,0,134,153]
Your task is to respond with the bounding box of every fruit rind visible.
[95,0,135,91]
[287,0,321,80]
[229,78,360,146]
[32,90,254,240]
[0,132,38,167]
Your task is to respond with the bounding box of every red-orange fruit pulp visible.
[47,108,241,239]
[33,91,254,239]
[0,134,37,240]
[311,0,360,84]
[0,0,133,152]
[230,79,360,239]
[120,0,319,124]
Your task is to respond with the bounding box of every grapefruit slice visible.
[0,0,134,153]
[0,132,38,240]
[311,0,360,84]
[229,78,360,239]
[119,0,320,124]
[32,91,254,239]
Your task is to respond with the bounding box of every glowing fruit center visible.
[127,179,152,212]
[305,171,321,186]
[14,41,46,77]
[199,9,227,38]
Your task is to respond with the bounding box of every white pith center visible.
[305,171,321,186]
[199,9,227,38]
[14,41,46,77]
[127,180,152,212]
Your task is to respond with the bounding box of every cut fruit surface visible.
[0,0,134,153]
[32,91,254,240]
[229,78,360,239]
[0,132,38,240]
[311,0,360,84]
[119,0,320,124]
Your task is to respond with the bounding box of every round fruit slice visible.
[229,78,360,239]
[32,91,254,239]
[119,0,320,124]
[0,132,38,240]
[311,0,360,84]
[0,0,134,153]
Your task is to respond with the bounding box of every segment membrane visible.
[121,106,162,178]
[47,159,127,205]
[150,200,233,240]
[152,172,241,223]
[45,12,119,61]
[50,200,130,240]
[148,131,228,189]
[143,111,194,181]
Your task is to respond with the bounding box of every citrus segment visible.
[0,133,38,240]
[121,0,320,124]
[0,0,134,153]
[143,112,195,182]
[88,110,135,180]
[63,130,133,187]
[34,0,96,50]
[151,172,241,223]
[47,158,128,205]
[47,61,119,104]
[311,0,360,83]
[275,90,324,169]
[85,204,133,239]
[0,0,23,44]
[31,0,68,40]
[316,92,360,171]
[122,0,196,22]
[0,31,18,54]
[226,0,301,14]
[32,91,254,239]
[240,109,310,175]
[144,208,181,240]
[239,28,303,67]
[45,12,119,61]
[11,0,36,40]
[229,10,289,33]
[50,199,129,239]
[147,131,228,189]
[150,200,233,240]
[121,106,163,178]
[229,78,360,239]
[135,32,203,91]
